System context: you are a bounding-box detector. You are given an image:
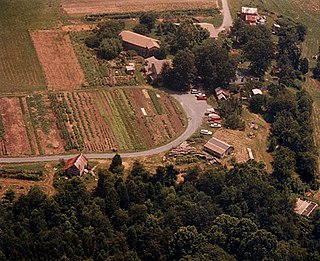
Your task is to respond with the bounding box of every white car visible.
[208,113,220,118]
[200,129,213,135]
[210,123,222,128]
[195,92,205,97]
[204,108,215,115]
[191,88,199,94]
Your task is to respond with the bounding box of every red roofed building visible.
[240,7,258,25]
[64,154,88,176]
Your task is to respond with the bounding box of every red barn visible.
[240,7,258,25]
[64,154,88,176]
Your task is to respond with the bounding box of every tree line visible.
[1,156,320,260]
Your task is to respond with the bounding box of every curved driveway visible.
[217,0,233,33]
[0,93,209,163]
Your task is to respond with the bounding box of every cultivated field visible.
[0,0,59,92]
[0,88,186,156]
[61,0,217,15]
[31,30,87,91]
[0,32,46,93]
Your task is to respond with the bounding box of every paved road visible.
[217,0,233,33]
[0,92,209,163]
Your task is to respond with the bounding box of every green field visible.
[0,0,59,92]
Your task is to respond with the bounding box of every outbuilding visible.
[204,137,233,158]
[64,153,88,176]
[120,31,160,57]
[252,88,262,95]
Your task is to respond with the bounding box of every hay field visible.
[31,30,87,91]
[61,0,217,15]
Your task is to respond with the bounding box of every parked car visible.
[208,115,221,121]
[204,108,215,115]
[191,88,199,94]
[208,113,220,118]
[210,123,222,128]
[197,94,207,100]
[195,92,203,97]
[200,129,212,135]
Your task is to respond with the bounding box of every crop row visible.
[19,97,37,155]
[103,91,134,150]
[49,94,80,151]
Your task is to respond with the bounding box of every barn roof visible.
[294,198,318,217]
[120,31,160,49]
[204,137,232,156]
[64,154,88,174]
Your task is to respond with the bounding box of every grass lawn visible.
[0,0,60,93]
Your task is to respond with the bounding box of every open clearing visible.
[214,107,272,172]
[0,88,186,156]
[31,30,87,91]
[61,0,217,15]
[0,162,55,197]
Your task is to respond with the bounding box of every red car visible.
[197,94,207,100]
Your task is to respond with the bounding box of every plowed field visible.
[31,30,86,91]
[61,0,217,15]
[0,88,186,156]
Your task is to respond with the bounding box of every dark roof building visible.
[64,153,88,176]
[215,87,230,100]
[204,137,233,158]
[144,56,171,82]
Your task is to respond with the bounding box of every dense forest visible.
[0,158,320,260]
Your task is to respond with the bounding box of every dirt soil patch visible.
[0,97,32,156]
[61,0,217,15]
[31,30,86,91]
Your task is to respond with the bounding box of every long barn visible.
[204,137,233,158]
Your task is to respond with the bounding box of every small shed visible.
[215,87,230,100]
[64,153,88,176]
[294,198,318,217]
[204,137,233,158]
[126,63,135,75]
